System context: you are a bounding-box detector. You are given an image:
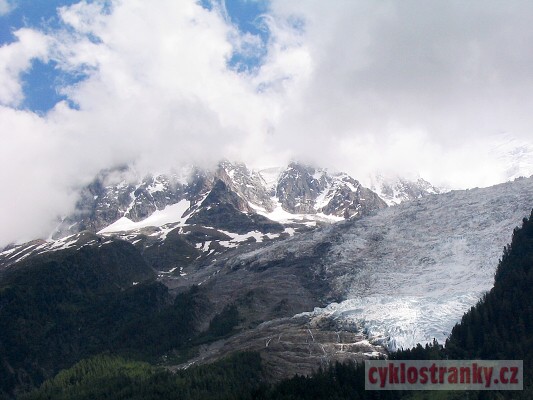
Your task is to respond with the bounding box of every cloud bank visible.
[1,0,533,245]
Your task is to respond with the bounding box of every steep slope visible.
[186,179,284,234]
[446,208,533,361]
[0,235,159,395]
[5,163,527,386]
[176,176,533,375]
[26,210,533,400]
[0,233,254,398]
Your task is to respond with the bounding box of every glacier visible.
[228,176,533,352]
[302,176,533,351]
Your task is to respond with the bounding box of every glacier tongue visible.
[308,292,483,352]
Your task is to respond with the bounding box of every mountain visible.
[3,161,532,396]
[37,161,387,275]
[243,209,533,399]
[14,184,533,400]
[51,161,387,239]
[275,162,386,218]
[489,133,533,182]
[10,179,533,399]
[170,175,533,374]
[366,173,443,206]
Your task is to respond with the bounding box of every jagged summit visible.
[51,161,388,241]
[33,161,389,274]
[276,162,386,218]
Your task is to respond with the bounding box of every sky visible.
[1,0,533,245]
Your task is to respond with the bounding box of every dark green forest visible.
[18,352,265,400]
[2,209,533,399]
[0,240,239,398]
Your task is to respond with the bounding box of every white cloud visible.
[2,0,533,246]
[0,0,280,246]
[0,29,50,106]
[263,0,533,187]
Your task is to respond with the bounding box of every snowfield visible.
[98,200,191,233]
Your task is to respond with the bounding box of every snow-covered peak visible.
[273,162,386,218]
[258,166,284,194]
[366,173,443,206]
[51,161,388,240]
[489,134,533,182]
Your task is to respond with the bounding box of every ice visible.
[316,212,343,222]
[310,292,482,351]
[314,186,334,210]
[284,227,295,236]
[489,133,533,182]
[123,183,143,216]
[344,181,359,192]
[147,179,166,194]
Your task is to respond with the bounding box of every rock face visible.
[186,180,284,235]
[276,163,387,218]
[53,168,190,236]
[217,160,275,212]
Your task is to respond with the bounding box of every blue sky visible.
[1,0,81,112]
[223,0,269,72]
[0,1,79,46]
[0,0,269,113]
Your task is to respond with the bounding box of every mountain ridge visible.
[42,161,444,260]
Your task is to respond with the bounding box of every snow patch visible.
[99,200,190,233]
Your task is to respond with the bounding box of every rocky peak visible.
[275,162,387,218]
[51,161,391,242]
[200,179,253,214]
[368,174,442,206]
[276,162,325,214]
[215,161,274,211]
[125,174,187,222]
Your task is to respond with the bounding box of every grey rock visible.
[276,162,387,218]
